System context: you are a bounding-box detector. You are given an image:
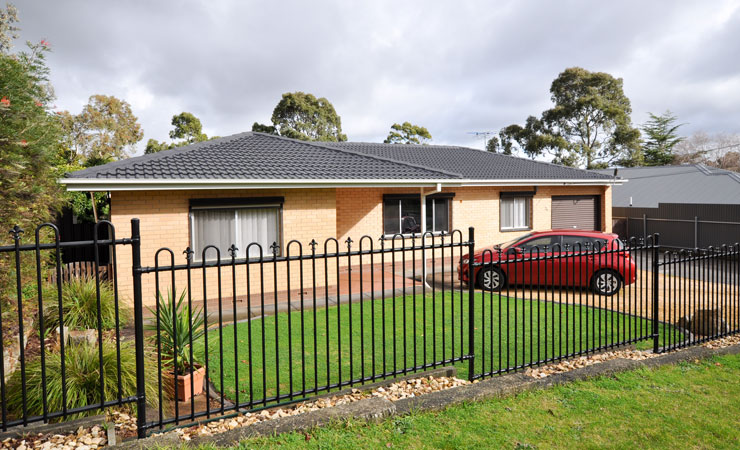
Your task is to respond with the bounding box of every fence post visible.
[467,227,475,381]
[131,219,147,439]
[652,233,660,353]
[694,216,699,249]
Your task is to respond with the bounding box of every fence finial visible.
[9,225,23,241]
[309,239,318,252]
[270,242,280,256]
[183,247,194,262]
[228,244,239,258]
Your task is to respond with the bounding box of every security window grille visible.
[501,196,530,231]
[383,197,450,235]
[191,205,280,260]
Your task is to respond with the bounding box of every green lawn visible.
[193,293,679,405]
[192,353,740,449]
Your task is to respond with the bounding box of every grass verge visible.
[193,352,740,449]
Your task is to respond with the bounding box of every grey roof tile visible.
[324,141,612,180]
[66,132,611,182]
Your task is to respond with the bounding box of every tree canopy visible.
[251,122,277,135]
[62,94,143,165]
[58,96,143,221]
[169,111,207,144]
[384,122,432,144]
[144,138,173,154]
[145,111,213,154]
[0,40,63,231]
[0,3,19,53]
[640,110,684,166]
[496,67,641,169]
[674,131,740,172]
[253,92,347,142]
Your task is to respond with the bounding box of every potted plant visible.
[146,289,207,402]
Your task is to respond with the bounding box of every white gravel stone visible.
[3,335,738,448]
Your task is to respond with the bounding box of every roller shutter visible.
[552,195,599,230]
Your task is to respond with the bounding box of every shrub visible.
[43,277,131,331]
[5,340,159,420]
[145,289,206,375]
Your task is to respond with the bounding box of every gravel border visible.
[113,341,740,449]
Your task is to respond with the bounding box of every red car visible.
[458,230,636,296]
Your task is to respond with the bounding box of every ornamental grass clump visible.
[43,277,131,331]
[5,340,158,420]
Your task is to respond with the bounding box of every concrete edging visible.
[119,342,740,449]
[0,414,107,441]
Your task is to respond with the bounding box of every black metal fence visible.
[613,203,740,249]
[469,235,661,379]
[135,223,472,436]
[0,221,132,429]
[0,218,738,439]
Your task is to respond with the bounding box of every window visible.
[426,197,450,233]
[190,199,281,261]
[383,195,451,235]
[517,235,561,253]
[501,196,531,231]
[562,235,608,251]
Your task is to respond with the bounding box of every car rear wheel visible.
[591,269,622,296]
[477,266,505,292]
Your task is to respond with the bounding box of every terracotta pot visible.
[166,365,206,402]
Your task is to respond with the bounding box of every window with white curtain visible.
[500,196,530,231]
[191,205,281,261]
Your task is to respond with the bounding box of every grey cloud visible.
[16,0,740,153]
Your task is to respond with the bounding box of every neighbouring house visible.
[598,164,740,249]
[60,132,618,306]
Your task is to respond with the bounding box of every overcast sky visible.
[15,0,740,154]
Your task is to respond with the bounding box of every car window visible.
[518,235,561,253]
[562,235,608,251]
[496,233,533,250]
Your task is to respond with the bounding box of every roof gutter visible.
[59,177,623,192]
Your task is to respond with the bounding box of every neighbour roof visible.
[63,132,613,190]
[596,164,740,207]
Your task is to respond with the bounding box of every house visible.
[61,132,617,305]
[597,164,740,249]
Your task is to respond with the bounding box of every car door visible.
[512,235,562,286]
[561,235,608,287]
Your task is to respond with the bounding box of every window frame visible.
[189,197,284,262]
[382,193,454,238]
[500,191,534,232]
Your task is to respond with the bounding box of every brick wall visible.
[110,184,611,306]
[111,188,337,306]
[335,185,611,249]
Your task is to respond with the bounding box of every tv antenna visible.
[467,131,496,150]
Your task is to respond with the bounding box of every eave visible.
[59,178,624,192]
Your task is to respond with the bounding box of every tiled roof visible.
[66,132,612,182]
[324,141,612,180]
